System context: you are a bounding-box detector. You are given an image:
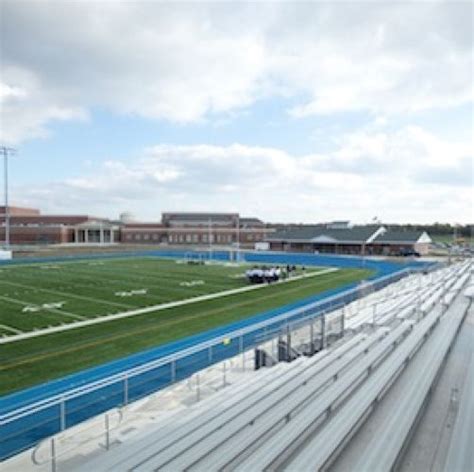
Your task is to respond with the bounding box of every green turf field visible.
[0,257,275,334]
[0,257,373,394]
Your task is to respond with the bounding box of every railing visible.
[31,409,123,472]
[0,267,417,461]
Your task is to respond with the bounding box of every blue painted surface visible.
[0,250,429,459]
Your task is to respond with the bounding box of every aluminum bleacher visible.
[442,348,473,472]
[3,260,471,472]
[288,285,470,471]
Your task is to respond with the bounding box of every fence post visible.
[309,316,314,354]
[286,324,291,361]
[171,359,176,383]
[48,437,56,472]
[105,413,110,450]
[222,361,227,387]
[340,306,345,338]
[196,373,201,402]
[60,397,66,432]
[239,334,245,370]
[321,314,326,350]
[123,375,129,406]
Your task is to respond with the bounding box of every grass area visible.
[0,257,262,332]
[0,257,372,394]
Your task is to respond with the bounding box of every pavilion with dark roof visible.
[266,222,432,256]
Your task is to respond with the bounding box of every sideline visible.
[0,267,338,345]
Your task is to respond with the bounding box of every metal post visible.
[105,413,110,450]
[0,146,15,250]
[340,307,345,338]
[321,314,326,350]
[124,376,129,406]
[196,373,201,402]
[171,359,176,383]
[239,334,245,370]
[50,437,56,472]
[60,397,66,431]
[222,361,227,387]
[310,317,314,354]
[4,150,8,249]
[236,214,240,261]
[286,324,291,361]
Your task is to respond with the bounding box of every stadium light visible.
[236,214,240,262]
[0,146,16,250]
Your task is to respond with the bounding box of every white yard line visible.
[0,324,23,334]
[0,268,339,344]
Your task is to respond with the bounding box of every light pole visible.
[0,146,16,250]
[236,214,240,262]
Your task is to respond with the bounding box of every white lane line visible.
[0,268,339,344]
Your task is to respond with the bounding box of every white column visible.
[84,229,89,243]
[74,229,78,244]
[100,228,104,244]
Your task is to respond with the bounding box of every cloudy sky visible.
[0,0,472,224]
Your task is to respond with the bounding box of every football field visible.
[0,256,373,394]
[0,257,275,335]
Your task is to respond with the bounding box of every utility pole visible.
[0,146,16,250]
[236,214,240,262]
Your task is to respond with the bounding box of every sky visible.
[0,0,472,224]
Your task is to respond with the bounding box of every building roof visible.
[267,225,380,244]
[0,206,40,216]
[1,215,109,226]
[373,230,431,244]
[162,212,238,220]
[267,226,432,245]
[240,217,264,226]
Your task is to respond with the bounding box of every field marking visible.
[180,280,205,287]
[0,256,154,270]
[7,259,239,301]
[0,279,133,309]
[0,268,339,345]
[0,324,22,334]
[0,269,353,371]
[22,302,66,313]
[115,289,148,297]
[65,261,244,291]
[0,295,86,321]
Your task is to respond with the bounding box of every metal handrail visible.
[31,408,123,471]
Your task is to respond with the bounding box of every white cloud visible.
[1,1,472,143]
[14,127,473,223]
